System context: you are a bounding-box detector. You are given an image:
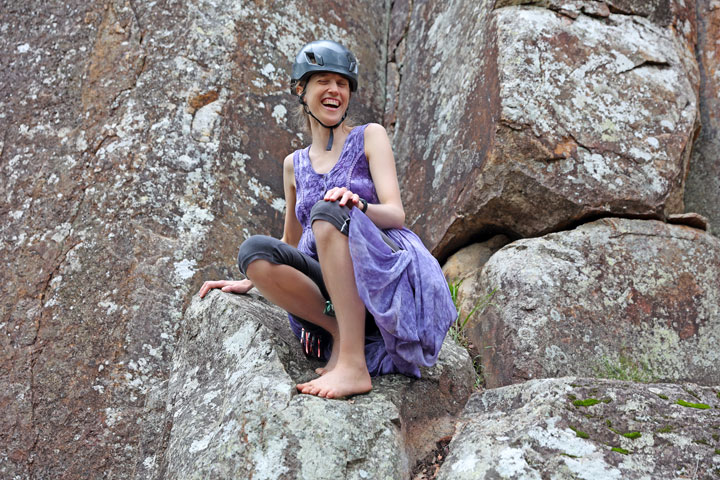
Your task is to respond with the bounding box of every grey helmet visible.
[290,40,358,95]
[290,40,358,150]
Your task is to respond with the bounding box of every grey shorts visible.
[236,200,395,336]
[237,200,398,281]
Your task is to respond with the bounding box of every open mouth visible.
[321,98,341,110]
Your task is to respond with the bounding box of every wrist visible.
[358,197,368,213]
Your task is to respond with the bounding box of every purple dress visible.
[290,124,457,378]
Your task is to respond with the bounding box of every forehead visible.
[310,72,349,83]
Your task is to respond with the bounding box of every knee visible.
[310,200,350,239]
[237,235,276,276]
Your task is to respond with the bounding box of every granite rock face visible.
[0,1,387,478]
[157,290,475,479]
[391,1,699,258]
[466,218,720,388]
[686,0,720,236]
[437,377,720,480]
[442,235,509,321]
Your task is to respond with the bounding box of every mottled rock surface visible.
[437,377,720,480]
[0,1,387,478]
[467,218,720,388]
[442,235,509,320]
[392,1,699,258]
[158,290,475,479]
[686,0,720,237]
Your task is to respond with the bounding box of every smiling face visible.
[298,72,351,126]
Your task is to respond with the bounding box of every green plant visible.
[593,354,656,383]
[447,279,496,348]
[447,279,497,390]
[471,355,484,390]
[676,399,711,409]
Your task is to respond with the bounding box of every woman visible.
[199,40,456,399]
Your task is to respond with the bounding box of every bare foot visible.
[297,364,372,399]
[315,347,339,376]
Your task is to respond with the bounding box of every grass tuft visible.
[447,279,497,390]
[593,354,655,383]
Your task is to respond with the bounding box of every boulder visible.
[685,0,720,237]
[442,235,510,321]
[156,290,475,479]
[466,218,720,388]
[391,1,699,258]
[0,1,387,477]
[437,377,720,480]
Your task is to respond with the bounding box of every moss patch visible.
[569,426,590,439]
[656,393,669,400]
[657,425,673,434]
[623,431,641,439]
[611,447,630,455]
[677,399,711,409]
[573,398,601,407]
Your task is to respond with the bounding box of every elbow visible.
[395,208,406,229]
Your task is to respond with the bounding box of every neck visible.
[309,118,348,152]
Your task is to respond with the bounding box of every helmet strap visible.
[299,90,347,151]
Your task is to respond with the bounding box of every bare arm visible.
[199,154,301,298]
[323,123,405,229]
[281,153,303,247]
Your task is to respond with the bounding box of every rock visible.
[466,218,720,388]
[667,212,710,231]
[436,377,720,480]
[0,1,388,477]
[156,290,475,479]
[392,2,699,258]
[685,0,720,238]
[442,235,510,321]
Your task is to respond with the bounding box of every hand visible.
[324,187,362,209]
[198,279,254,298]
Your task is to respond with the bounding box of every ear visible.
[295,81,306,97]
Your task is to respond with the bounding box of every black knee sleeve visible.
[237,235,279,276]
[310,200,351,235]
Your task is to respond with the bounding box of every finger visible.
[323,188,337,201]
[199,280,225,298]
[339,190,354,206]
[325,187,346,201]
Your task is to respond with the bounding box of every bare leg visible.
[296,221,372,398]
[246,260,339,341]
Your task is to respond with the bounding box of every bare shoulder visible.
[363,123,391,155]
[364,122,388,139]
[283,153,295,175]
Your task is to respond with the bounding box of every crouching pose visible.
[199,40,456,399]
